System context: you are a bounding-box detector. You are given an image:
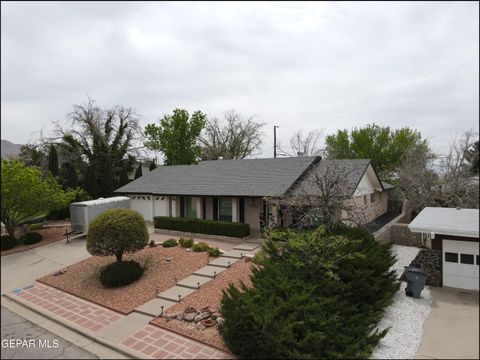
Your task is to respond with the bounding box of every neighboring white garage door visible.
[130,195,153,221]
[443,240,479,290]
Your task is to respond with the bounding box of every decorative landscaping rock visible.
[401,249,442,287]
[201,318,216,327]
[196,322,206,330]
[194,311,211,322]
[176,312,184,320]
[216,317,225,326]
[183,312,196,322]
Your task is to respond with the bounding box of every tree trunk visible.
[4,222,17,241]
[115,252,123,263]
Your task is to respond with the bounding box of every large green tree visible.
[144,108,206,165]
[1,160,67,239]
[58,99,139,198]
[325,124,429,178]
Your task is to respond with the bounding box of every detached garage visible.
[409,207,479,291]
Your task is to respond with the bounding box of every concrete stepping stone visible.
[134,298,177,317]
[222,249,254,259]
[233,242,260,251]
[177,275,211,289]
[208,257,238,268]
[193,265,227,278]
[157,285,196,302]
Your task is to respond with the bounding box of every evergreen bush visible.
[27,223,43,231]
[100,260,144,287]
[207,246,221,257]
[219,226,399,359]
[192,242,210,252]
[21,232,43,245]
[162,239,178,247]
[179,237,194,248]
[154,216,249,238]
[1,235,17,251]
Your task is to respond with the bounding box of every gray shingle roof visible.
[381,181,395,190]
[289,159,372,197]
[115,157,319,197]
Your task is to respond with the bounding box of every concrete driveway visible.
[1,237,90,295]
[416,287,479,359]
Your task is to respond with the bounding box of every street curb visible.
[2,292,144,359]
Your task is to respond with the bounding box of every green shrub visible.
[21,232,43,245]
[100,260,144,287]
[327,222,373,242]
[207,246,221,257]
[1,235,17,251]
[192,242,210,252]
[219,227,399,359]
[154,216,249,238]
[162,239,178,247]
[252,249,266,265]
[27,223,43,231]
[149,239,156,247]
[179,237,194,248]
[47,188,92,220]
[87,208,149,263]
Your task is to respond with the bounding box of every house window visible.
[370,193,375,203]
[445,252,458,263]
[476,255,479,266]
[218,198,232,222]
[460,254,474,265]
[184,197,197,218]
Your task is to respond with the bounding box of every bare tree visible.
[199,110,265,160]
[396,130,479,212]
[267,161,369,229]
[279,130,324,157]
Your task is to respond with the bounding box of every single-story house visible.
[115,156,393,231]
[409,207,479,290]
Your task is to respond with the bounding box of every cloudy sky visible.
[1,1,478,157]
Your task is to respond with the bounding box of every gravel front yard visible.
[151,259,253,352]
[37,246,209,314]
[371,244,432,359]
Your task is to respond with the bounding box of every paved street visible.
[1,306,97,359]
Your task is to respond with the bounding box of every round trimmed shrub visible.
[179,237,194,248]
[207,246,221,257]
[192,242,210,252]
[163,239,178,247]
[87,208,149,263]
[1,235,17,251]
[21,232,43,245]
[100,260,144,287]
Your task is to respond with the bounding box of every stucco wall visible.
[244,197,262,230]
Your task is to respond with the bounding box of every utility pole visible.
[274,125,279,158]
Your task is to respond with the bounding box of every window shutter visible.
[213,197,218,220]
[239,198,245,223]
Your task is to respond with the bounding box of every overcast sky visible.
[1,1,479,158]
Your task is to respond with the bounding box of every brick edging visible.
[35,280,131,315]
[2,292,144,360]
[148,319,235,356]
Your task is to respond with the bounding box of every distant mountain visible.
[1,139,21,159]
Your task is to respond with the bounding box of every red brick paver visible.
[121,325,234,359]
[14,282,123,333]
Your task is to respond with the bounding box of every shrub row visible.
[154,216,250,238]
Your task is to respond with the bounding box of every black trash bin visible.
[404,267,427,298]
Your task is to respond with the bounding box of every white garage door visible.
[443,240,479,290]
[130,196,153,221]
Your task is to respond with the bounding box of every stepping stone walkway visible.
[134,298,177,317]
[193,265,226,278]
[208,256,237,268]
[221,249,254,259]
[177,274,211,289]
[233,242,261,251]
[157,285,196,302]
